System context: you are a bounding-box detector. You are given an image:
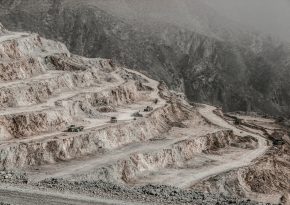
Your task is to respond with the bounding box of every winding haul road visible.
[194,104,269,182]
[198,104,269,159]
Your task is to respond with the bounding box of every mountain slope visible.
[1,0,290,116]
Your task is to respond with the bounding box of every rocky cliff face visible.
[1,0,290,116]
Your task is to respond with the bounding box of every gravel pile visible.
[37,178,269,205]
[0,171,28,184]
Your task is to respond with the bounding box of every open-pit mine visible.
[0,23,289,205]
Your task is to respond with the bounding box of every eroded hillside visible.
[1,0,290,117]
[0,24,289,205]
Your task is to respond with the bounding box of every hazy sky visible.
[90,0,290,42]
[205,0,290,42]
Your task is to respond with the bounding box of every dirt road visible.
[196,104,269,175]
[0,187,143,205]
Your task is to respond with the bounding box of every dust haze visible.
[86,0,290,42]
[205,0,290,42]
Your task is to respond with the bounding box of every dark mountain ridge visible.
[1,0,290,116]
